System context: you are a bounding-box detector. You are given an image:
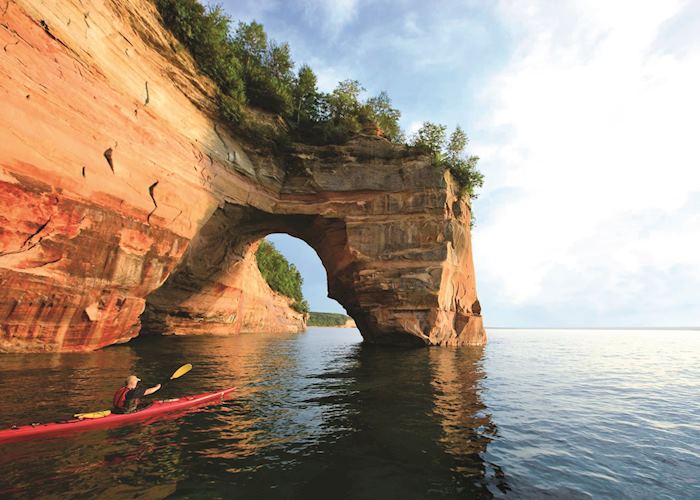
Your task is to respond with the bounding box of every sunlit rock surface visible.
[0,0,484,351]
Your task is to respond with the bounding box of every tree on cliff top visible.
[412,122,447,158]
[255,239,309,314]
[446,126,483,200]
[231,21,295,115]
[155,0,405,146]
[157,0,245,108]
[293,64,319,124]
[362,91,403,142]
[411,123,484,201]
[156,0,482,220]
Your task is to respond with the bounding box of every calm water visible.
[1,328,699,499]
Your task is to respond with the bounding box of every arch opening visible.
[263,233,348,317]
[141,203,370,340]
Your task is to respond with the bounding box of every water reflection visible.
[300,344,503,498]
[0,346,139,426]
[429,347,509,495]
[0,330,506,498]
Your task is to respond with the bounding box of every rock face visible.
[142,239,306,337]
[0,0,485,352]
[341,318,357,329]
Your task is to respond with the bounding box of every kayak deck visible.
[0,387,235,443]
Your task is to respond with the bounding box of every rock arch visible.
[142,138,486,347]
[0,0,484,351]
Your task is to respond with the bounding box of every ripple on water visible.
[0,328,699,498]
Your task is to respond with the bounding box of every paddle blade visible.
[170,363,192,380]
[74,410,111,420]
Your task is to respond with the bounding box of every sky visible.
[217,0,700,327]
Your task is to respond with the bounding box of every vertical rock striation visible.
[0,0,484,351]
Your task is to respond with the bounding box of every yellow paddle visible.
[169,363,192,380]
[74,410,111,419]
[74,364,193,420]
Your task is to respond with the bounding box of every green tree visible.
[266,41,294,81]
[410,123,483,201]
[293,65,319,124]
[363,91,402,141]
[232,21,267,66]
[446,126,468,161]
[156,0,464,152]
[255,239,309,314]
[448,154,483,199]
[327,79,364,123]
[156,0,245,112]
[412,122,447,158]
[232,22,294,114]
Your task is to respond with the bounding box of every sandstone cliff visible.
[0,0,485,351]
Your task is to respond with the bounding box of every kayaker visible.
[112,375,161,413]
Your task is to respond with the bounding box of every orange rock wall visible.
[0,0,484,352]
[0,0,299,351]
[142,241,305,336]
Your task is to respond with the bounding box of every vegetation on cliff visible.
[155,0,402,144]
[255,240,309,314]
[411,123,484,200]
[307,312,353,327]
[154,0,483,200]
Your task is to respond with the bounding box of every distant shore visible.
[307,312,356,328]
[308,324,357,329]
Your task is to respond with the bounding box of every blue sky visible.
[217,0,700,327]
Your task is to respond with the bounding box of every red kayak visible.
[0,387,235,443]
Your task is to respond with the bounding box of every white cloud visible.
[473,0,700,325]
[300,0,359,36]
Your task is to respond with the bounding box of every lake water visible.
[1,328,699,499]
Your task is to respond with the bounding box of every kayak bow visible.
[0,387,235,443]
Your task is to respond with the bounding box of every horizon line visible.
[485,326,700,330]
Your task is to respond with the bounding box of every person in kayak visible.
[112,375,161,413]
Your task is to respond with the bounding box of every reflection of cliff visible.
[1,331,504,496]
[429,347,509,494]
[145,334,504,497]
[277,343,506,497]
[0,0,484,352]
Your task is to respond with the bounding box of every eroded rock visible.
[0,0,484,351]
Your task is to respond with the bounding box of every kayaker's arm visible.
[144,384,161,396]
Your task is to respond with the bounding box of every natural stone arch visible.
[142,143,486,347]
[141,204,353,338]
[0,0,484,351]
